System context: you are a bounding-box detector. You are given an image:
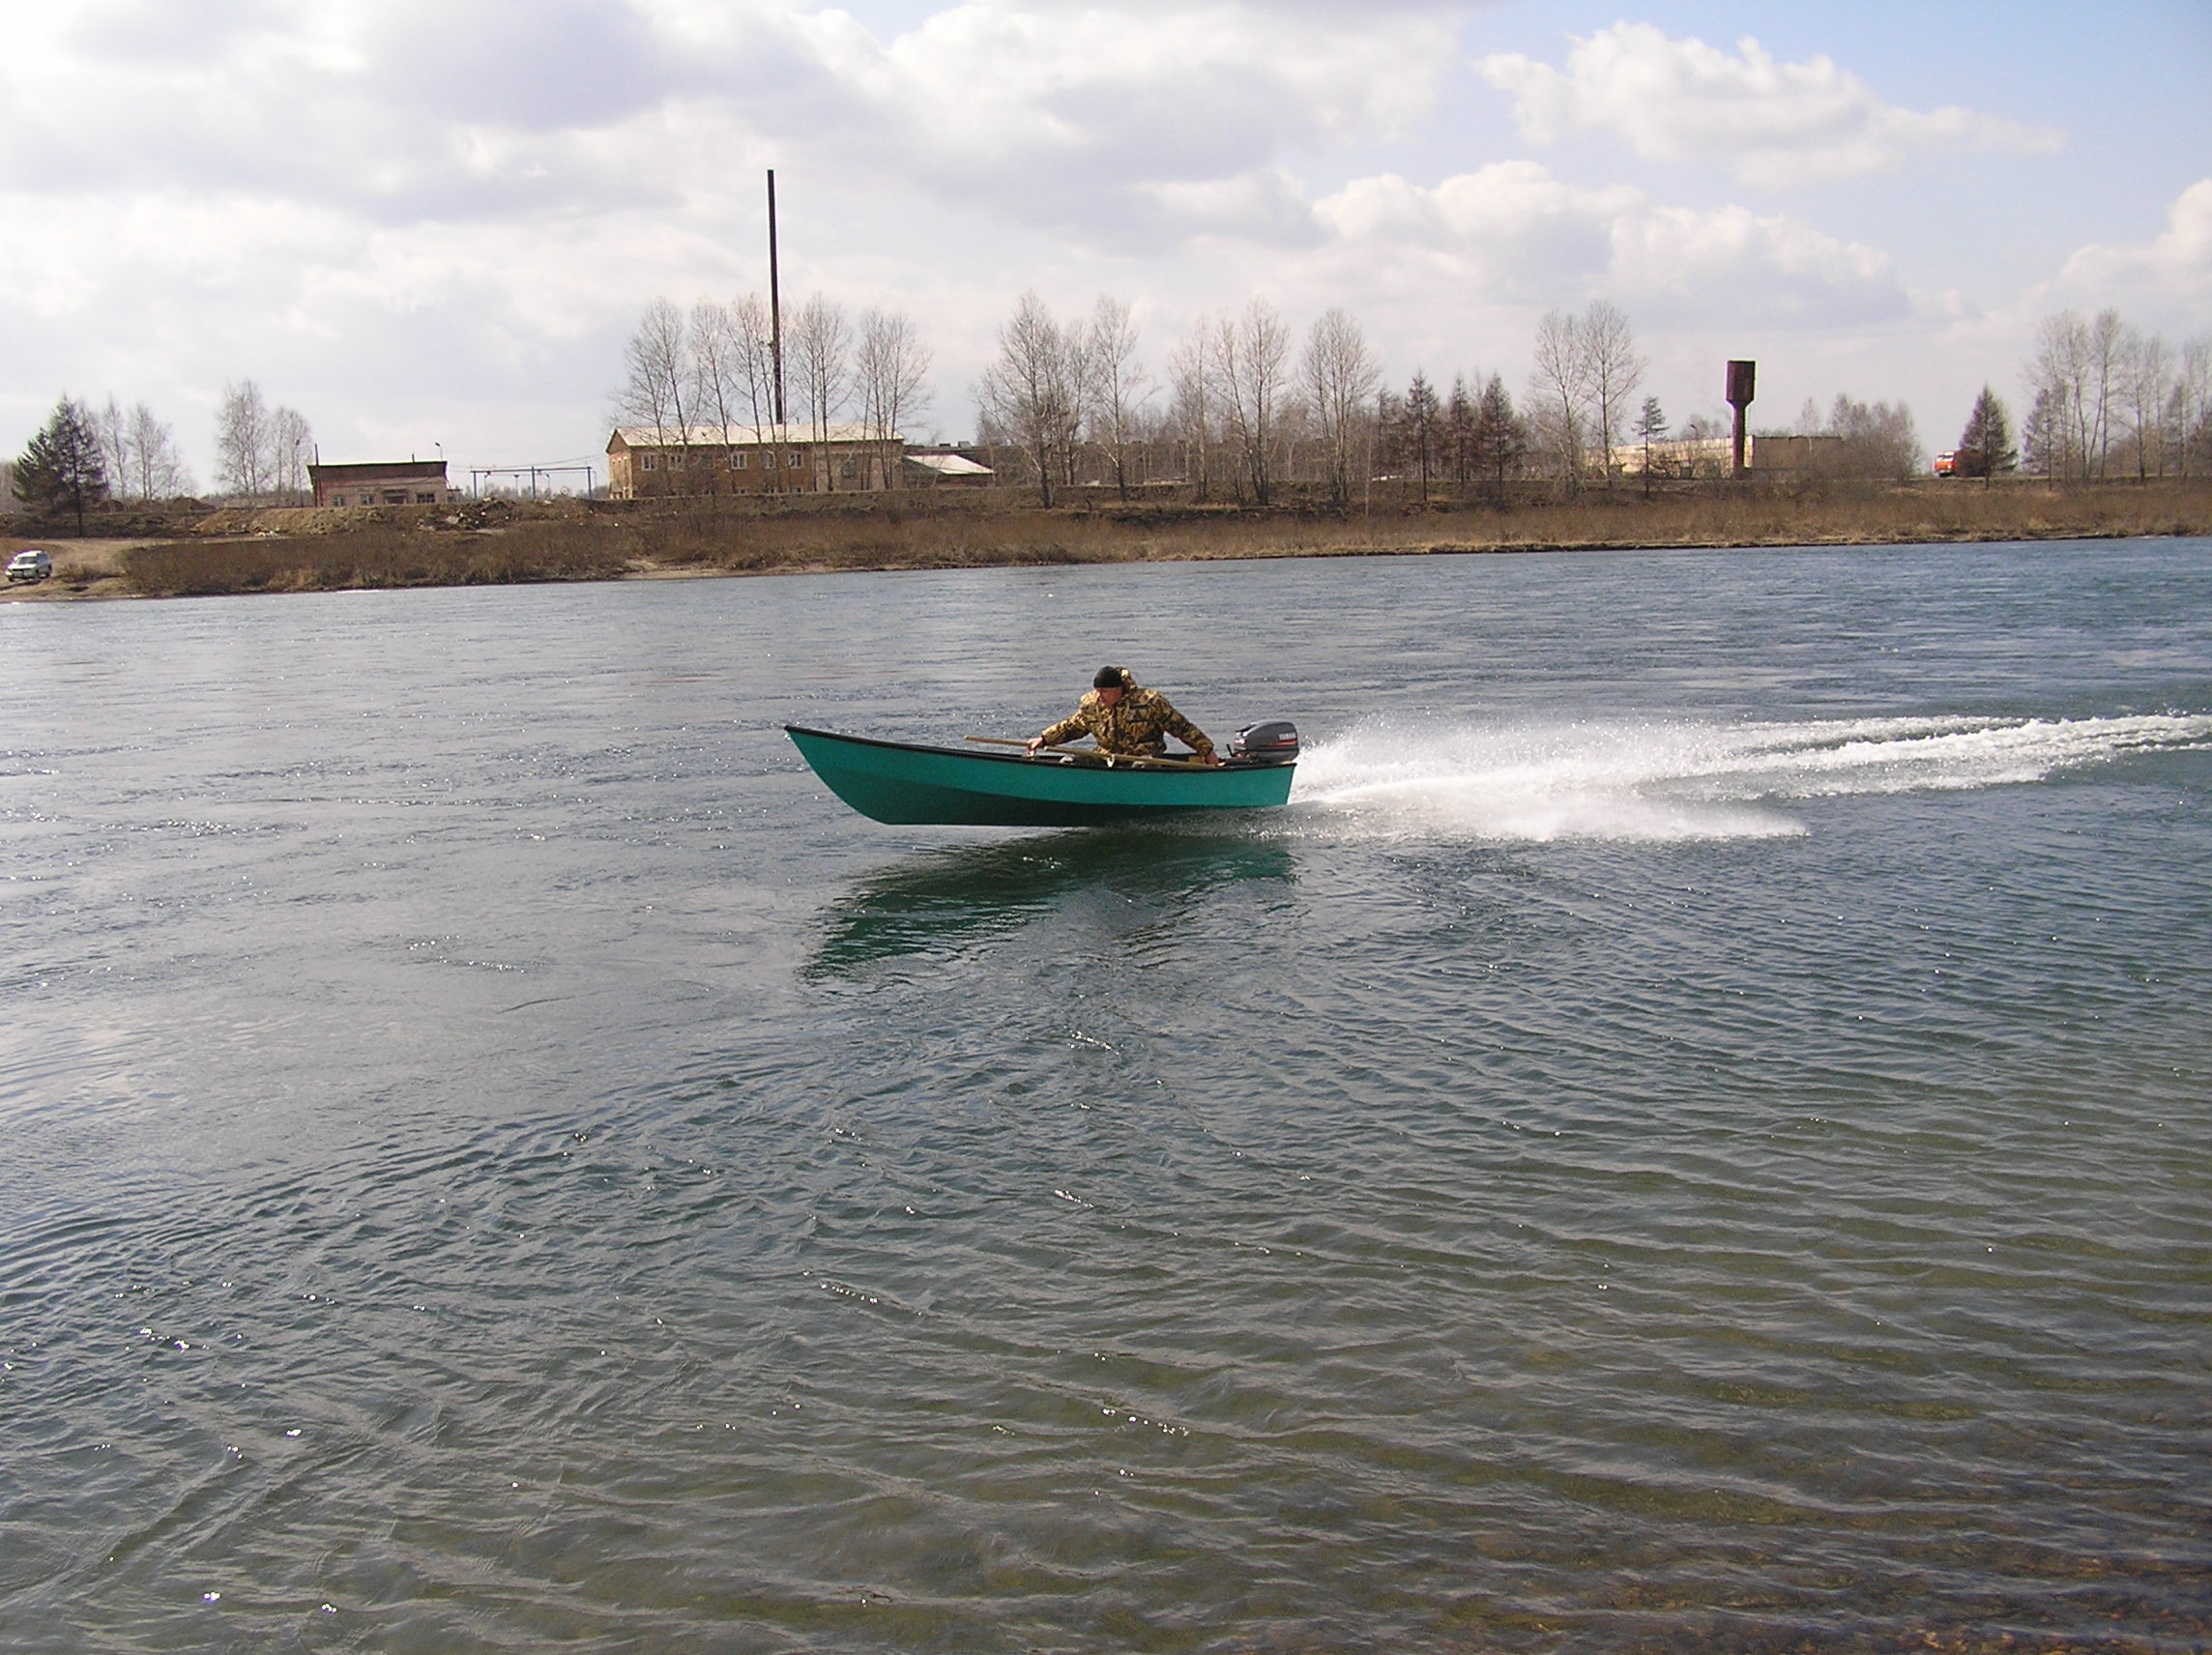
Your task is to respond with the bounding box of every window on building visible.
[416,492,435,503]
[730,450,748,470]
[787,450,804,469]
[640,452,657,471]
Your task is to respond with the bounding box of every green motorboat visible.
[786,723,1299,828]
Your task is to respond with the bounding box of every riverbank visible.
[6,479,2208,600]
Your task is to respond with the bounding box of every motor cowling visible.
[1228,720,1299,765]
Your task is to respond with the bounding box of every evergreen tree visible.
[1633,395,1668,497]
[1372,388,1408,488]
[2021,385,2064,479]
[13,396,109,535]
[1405,371,1441,503]
[1958,385,2017,484]
[1470,374,1527,503]
[1445,374,1476,490]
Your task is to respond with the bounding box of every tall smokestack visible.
[768,170,785,429]
[1726,360,1756,479]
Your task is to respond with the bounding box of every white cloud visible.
[0,0,2132,484]
[1477,22,2062,189]
[1311,161,1906,325]
[0,0,1491,469]
[2052,178,2212,316]
[3,0,1460,237]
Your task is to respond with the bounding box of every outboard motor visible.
[1228,720,1300,766]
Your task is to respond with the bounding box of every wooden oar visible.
[964,735,1216,770]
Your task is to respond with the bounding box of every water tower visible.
[1726,361,1756,478]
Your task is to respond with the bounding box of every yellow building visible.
[606,424,896,499]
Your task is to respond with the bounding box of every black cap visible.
[1093,665,1124,689]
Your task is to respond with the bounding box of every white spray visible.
[1289,712,2212,843]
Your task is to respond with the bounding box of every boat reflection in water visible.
[807,828,1298,976]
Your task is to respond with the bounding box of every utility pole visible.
[768,169,785,428]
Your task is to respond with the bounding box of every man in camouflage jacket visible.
[1029,666,1219,763]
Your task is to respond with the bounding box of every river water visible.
[2,540,2208,1654]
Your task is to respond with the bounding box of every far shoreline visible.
[6,481,2208,603]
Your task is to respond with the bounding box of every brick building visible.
[308,459,459,508]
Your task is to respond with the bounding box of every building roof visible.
[307,460,449,482]
[609,423,886,450]
[905,451,993,477]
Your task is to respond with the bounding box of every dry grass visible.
[624,479,2212,569]
[77,478,2212,600]
[121,524,631,597]
[1416,479,2212,552]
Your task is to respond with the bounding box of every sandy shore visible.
[0,538,139,600]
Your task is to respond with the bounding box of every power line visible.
[468,463,597,499]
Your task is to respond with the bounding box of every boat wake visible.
[1290,712,2212,842]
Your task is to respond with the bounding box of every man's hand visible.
[1200,750,1223,767]
[1025,737,1045,754]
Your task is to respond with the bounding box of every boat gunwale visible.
[781,723,1295,774]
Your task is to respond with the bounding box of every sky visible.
[3,0,2208,486]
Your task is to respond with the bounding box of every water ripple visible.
[2,545,2209,1651]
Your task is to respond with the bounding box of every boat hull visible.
[786,725,1295,827]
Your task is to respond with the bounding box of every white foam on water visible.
[1289,712,2212,843]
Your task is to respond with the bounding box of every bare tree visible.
[2175,334,2212,479]
[1277,392,1317,492]
[688,300,743,450]
[1085,297,1149,501]
[977,291,1082,506]
[615,300,692,486]
[1168,322,1217,502]
[2086,306,2125,479]
[1060,328,1096,490]
[97,397,131,497]
[268,406,313,503]
[2022,308,2147,481]
[125,403,192,499]
[1526,308,1588,489]
[1821,393,1923,479]
[724,294,790,487]
[216,380,272,499]
[2119,326,2170,479]
[1582,300,1646,484]
[1300,307,1380,505]
[855,307,931,490]
[1211,298,1292,506]
[790,295,853,488]
[2026,311,2093,481]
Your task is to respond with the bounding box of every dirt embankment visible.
[5,479,2208,601]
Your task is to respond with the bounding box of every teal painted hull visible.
[786,726,1296,827]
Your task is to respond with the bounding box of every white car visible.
[6,549,54,583]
